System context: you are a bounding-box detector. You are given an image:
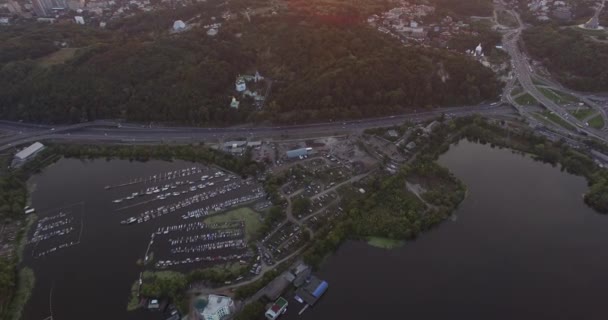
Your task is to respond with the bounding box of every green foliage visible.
[140,271,187,300]
[259,206,286,236]
[292,197,311,216]
[431,0,493,17]
[3,267,34,320]
[0,16,501,124]
[523,26,608,92]
[234,268,281,300]
[0,173,27,221]
[249,19,501,123]
[588,114,605,129]
[234,301,265,320]
[585,171,608,213]
[447,21,501,53]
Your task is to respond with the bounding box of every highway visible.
[0,104,514,152]
[499,4,608,142]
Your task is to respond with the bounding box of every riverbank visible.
[0,151,54,320]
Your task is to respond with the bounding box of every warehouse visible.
[294,275,328,306]
[12,142,45,167]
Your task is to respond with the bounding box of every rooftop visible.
[200,294,233,316]
[15,142,44,160]
[295,276,328,305]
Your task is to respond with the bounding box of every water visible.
[22,158,257,320]
[286,140,608,320]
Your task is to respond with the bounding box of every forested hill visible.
[523,26,608,92]
[0,14,501,125]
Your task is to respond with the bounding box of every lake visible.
[285,140,608,320]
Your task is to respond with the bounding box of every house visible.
[265,297,288,320]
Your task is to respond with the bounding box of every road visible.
[0,104,513,152]
[499,2,608,141]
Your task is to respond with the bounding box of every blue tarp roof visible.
[312,281,328,298]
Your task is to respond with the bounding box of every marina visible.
[119,180,264,225]
[104,167,205,190]
[22,159,267,320]
[146,221,250,271]
[26,202,84,258]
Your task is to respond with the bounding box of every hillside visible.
[0,9,501,124]
[523,26,608,92]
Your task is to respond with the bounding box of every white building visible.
[199,295,234,320]
[235,78,246,92]
[475,43,483,57]
[173,20,186,31]
[12,142,45,167]
[230,97,239,109]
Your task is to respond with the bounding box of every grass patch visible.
[588,114,605,129]
[5,267,35,320]
[570,108,595,121]
[537,87,579,105]
[532,78,546,86]
[510,86,523,97]
[539,111,577,131]
[37,47,78,67]
[514,93,537,105]
[204,207,261,241]
[367,237,405,249]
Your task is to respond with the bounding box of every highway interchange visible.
[1,1,607,153]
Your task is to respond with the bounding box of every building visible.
[265,297,288,320]
[6,0,23,15]
[173,20,186,31]
[235,78,246,92]
[31,0,67,16]
[474,43,483,57]
[294,276,328,306]
[194,294,234,320]
[584,16,600,30]
[31,0,49,16]
[12,142,45,167]
[230,97,239,109]
[286,148,312,159]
